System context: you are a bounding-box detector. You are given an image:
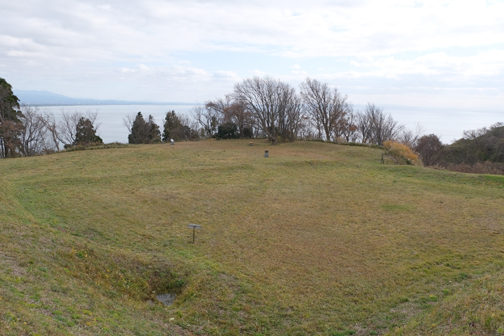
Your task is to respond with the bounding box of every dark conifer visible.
[74,117,101,145]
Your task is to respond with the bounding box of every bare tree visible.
[192,103,221,138]
[40,110,61,152]
[19,105,50,156]
[233,76,300,144]
[200,95,256,138]
[297,114,317,140]
[300,78,352,142]
[123,113,136,134]
[356,109,372,144]
[357,104,403,145]
[58,110,80,145]
[415,134,443,166]
[278,87,303,141]
[221,98,255,138]
[398,123,424,148]
[340,110,358,142]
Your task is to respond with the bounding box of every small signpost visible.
[188,223,201,243]
[171,139,175,146]
[264,150,269,157]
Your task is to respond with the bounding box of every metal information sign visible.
[188,224,201,243]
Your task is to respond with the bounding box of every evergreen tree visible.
[216,122,238,139]
[0,77,24,158]
[128,112,146,144]
[162,110,199,141]
[162,110,182,142]
[128,112,161,144]
[146,115,161,143]
[74,117,101,145]
[0,78,21,122]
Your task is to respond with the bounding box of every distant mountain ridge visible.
[14,90,191,106]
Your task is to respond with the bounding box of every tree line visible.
[138,76,419,148]
[123,110,199,144]
[0,75,425,158]
[10,75,489,169]
[1,77,104,158]
[120,77,502,175]
[414,123,504,174]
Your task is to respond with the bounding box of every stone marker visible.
[264,150,269,157]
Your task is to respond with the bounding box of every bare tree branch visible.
[123,113,136,133]
[300,78,352,142]
[356,104,402,145]
[233,76,301,144]
[19,105,50,156]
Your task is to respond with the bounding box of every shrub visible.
[383,140,422,166]
[215,122,238,139]
[335,137,347,144]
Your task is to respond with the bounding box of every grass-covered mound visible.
[1,140,503,335]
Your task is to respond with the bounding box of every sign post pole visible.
[188,224,201,243]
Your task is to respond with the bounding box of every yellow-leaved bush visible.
[383,140,422,166]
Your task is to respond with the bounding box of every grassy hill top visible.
[1,140,504,336]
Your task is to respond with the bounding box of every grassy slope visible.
[1,140,504,336]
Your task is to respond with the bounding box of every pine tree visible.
[147,115,161,143]
[0,77,24,158]
[74,117,101,145]
[162,110,182,142]
[128,112,161,144]
[128,112,147,144]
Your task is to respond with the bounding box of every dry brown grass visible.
[438,161,504,175]
[1,139,504,335]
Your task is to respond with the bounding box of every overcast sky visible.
[1,0,503,115]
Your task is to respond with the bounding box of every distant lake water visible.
[382,105,503,144]
[38,104,503,144]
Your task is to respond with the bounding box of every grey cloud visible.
[1,0,503,106]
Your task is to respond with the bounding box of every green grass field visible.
[1,140,504,335]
